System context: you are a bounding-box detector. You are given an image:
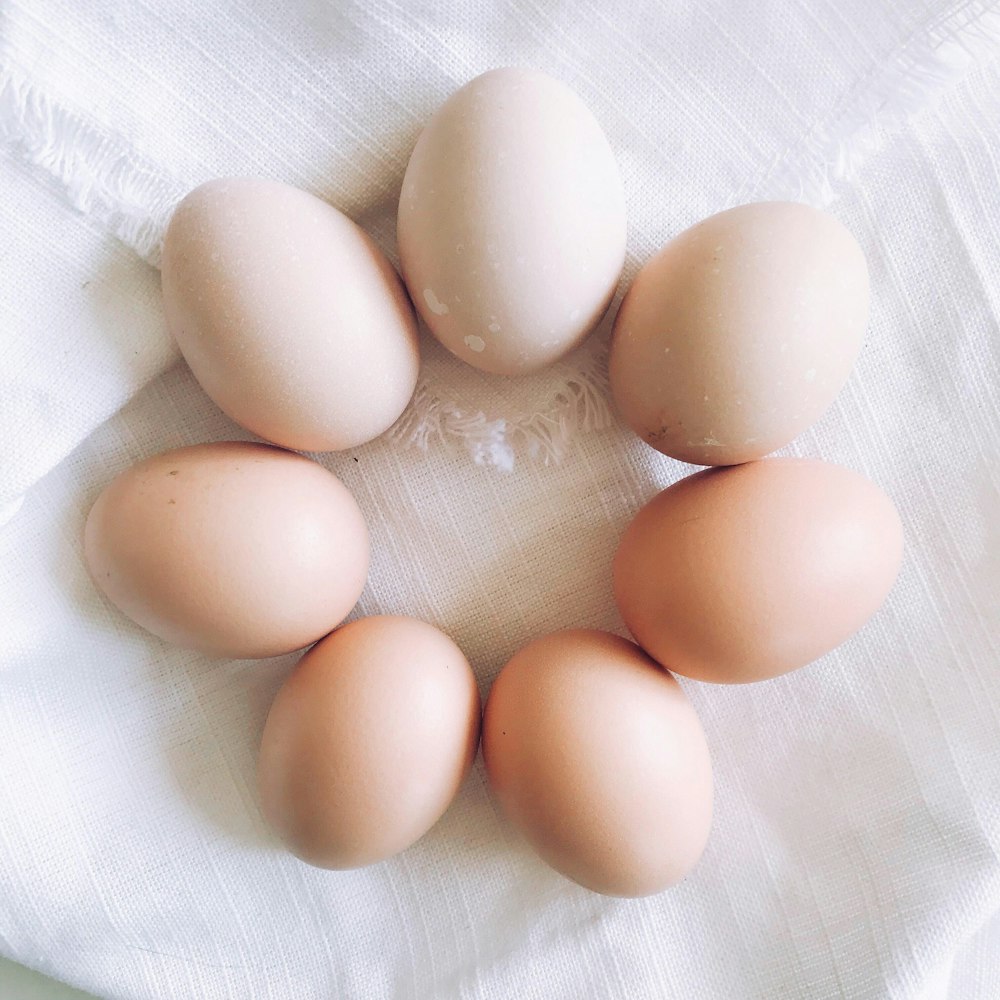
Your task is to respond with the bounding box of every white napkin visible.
[1,2,999,998]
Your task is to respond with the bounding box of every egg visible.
[483,629,712,897]
[258,615,481,869]
[609,201,869,465]
[84,442,368,658]
[397,68,626,375]
[161,178,420,452]
[613,459,903,683]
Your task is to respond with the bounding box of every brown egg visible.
[162,178,420,452]
[609,202,869,465]
[398,68,626,375]
[258,616,481,869]
[613,459,903,683]
[84,442,368,658]
[483,629,713,897]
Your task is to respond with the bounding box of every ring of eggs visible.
[82,68,902,898]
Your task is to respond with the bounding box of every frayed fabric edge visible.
[750,5,1000,204]
[0,61,183,266]
[390,342,616,473]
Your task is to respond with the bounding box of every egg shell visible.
[483,629,713,897]
[613,458,903,684]
[84,442,369,658]
[398,67,626,375]
[162,178,420,452]
[257,615,481,869]
[609,201,869,465]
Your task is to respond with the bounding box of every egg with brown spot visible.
[84,442,368,658]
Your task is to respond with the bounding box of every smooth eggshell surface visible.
[609,202,869,465]
[483,629,713,897]
[398,68,626,375]
[613,459,903,683]
[257,615,481,869]
[162,178,420,452]
[84,442,369,658]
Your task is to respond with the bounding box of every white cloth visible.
[1,2,999,998]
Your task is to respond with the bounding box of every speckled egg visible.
[84,442,369,658]
[610,202,869,465]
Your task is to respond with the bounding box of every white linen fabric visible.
[0,2,998,998]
